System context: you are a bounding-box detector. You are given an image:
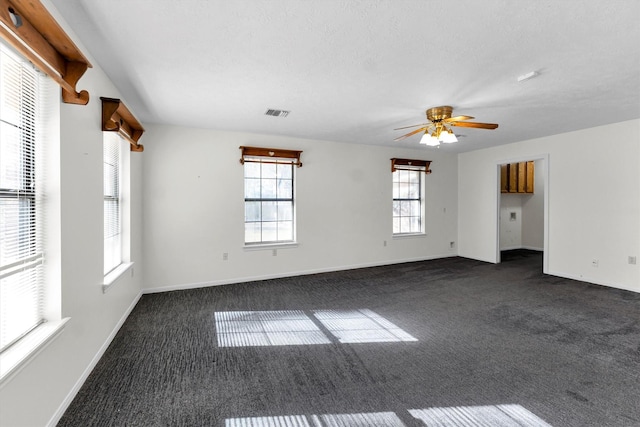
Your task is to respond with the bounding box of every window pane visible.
[261,163,277,179]
[245,222,261,243]
[277,163,292,179]
[262,201,277,221]
[393,200,400,216]
[399,183,409,198]
[277,178,292,198]
[400,217,410,233]
[392,181,399,199]
[277,221,293,241]
[410,216,421,232]
[262,222,277,242]
[261,178,277,199]
[393,217,400,234]
[245,201,261,222]
[410,200,421,216]
[277,202,293,221]
[244,162,260,178]
[245,178,261,198]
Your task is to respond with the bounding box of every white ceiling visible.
[50,0,640,153]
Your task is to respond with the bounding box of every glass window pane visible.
[262,222,277,242]
[277,202,293,221]
[400,217,410,233]
[245,222,261,243]
[398,170,409,183]
[245,178,261,198]
[399,183,409,198]
[277,221,293,241]
[410,216,421,232]
[261,163,277,179]
[277,179,292,198]
[277,163,292,179]
[261,178,277,199]
[245,202,261,222]
[410,200,421,216]
[262,201,277,221]
[244,162,261,178]
[393,200,400,216]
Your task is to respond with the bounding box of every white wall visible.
[0,2,145,426]
[499,194,523,250]
[141,125,458,291]
[459,119,640,292]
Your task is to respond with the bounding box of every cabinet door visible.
[500,165,508,193]
[525,161,535,193]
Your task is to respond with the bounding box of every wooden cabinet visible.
[501,161,534,193]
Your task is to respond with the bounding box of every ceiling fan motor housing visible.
[426,106,453,122]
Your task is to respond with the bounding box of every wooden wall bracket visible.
[0,0,92,104]
[391,158,432,174]
[101,97,145,152]
[239,146,303,167]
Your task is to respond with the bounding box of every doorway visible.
[496,155,549,273]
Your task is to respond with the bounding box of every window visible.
[244,160,295,244]
[391,158,431,235]
[103,133,122,274]
[0,43,45,352]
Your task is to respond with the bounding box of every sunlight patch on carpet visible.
[314,309,418,343]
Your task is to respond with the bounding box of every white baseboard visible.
[143,254,456,294]
[546,270,639,294]
[47,291,143,427]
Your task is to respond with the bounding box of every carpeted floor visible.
[58,252,640,426]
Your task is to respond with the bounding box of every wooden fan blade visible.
[394,123,429,130]
[444,115,474,122]
[394,127,428,141]
[449,121,498,129]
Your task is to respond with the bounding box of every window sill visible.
[243,242,299,251]
[103,262,134,293]
[392,233,426,240]
[0,318,70,386]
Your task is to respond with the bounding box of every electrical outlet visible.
[272,249,277,256]
[592,259,599,267]
[383,240,387,247]
[450,241,455,248]
[222,252,228,261]
[629,256,637,265]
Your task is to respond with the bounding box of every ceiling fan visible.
[394,106,498,146]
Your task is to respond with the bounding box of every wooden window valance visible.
[0,0,92,104]
[240,146,303,167]
[101,97,145,152]
[391,158,432,174]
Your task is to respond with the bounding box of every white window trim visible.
[243,242,299,251]
[392,168,427,236]
[102,261,135,293]
[0,318,69,385]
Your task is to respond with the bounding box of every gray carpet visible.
[58,252,640,426]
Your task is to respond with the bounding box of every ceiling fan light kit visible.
[394,105,498,146]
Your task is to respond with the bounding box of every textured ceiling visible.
[49,0,640,153]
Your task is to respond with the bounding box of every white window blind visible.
[103,133,122,275]
[0,44,45,352]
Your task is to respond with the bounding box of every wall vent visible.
[265,109,290,117]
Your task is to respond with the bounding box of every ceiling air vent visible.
[265,109,290,117]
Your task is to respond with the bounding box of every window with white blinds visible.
[0,44,45,352]
[103,133,122,275]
